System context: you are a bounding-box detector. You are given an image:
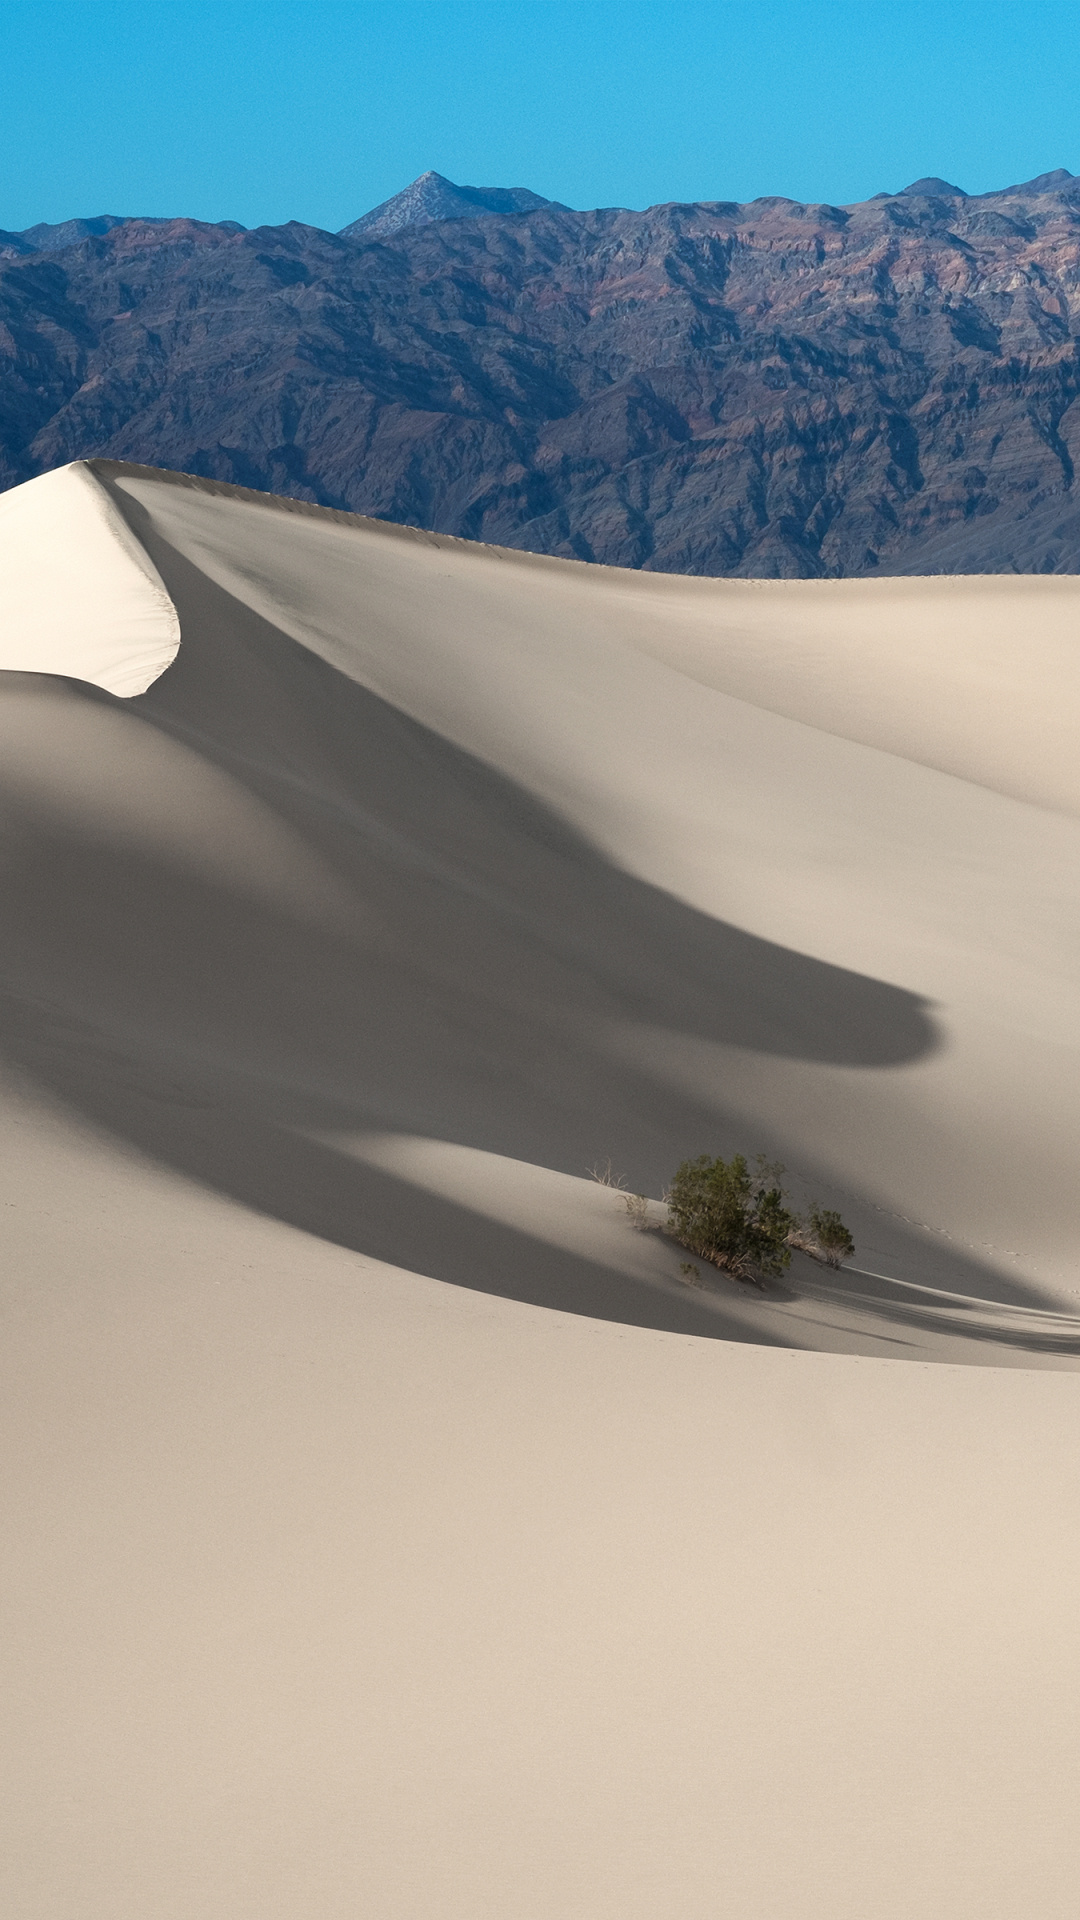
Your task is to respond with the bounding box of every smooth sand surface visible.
[2,460,1080,1915]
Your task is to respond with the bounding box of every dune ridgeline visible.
[1,461,1078,1918]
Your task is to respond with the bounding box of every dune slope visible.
[2,462,1079,1918]
[3,458,1079,1350]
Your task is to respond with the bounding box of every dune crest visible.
[0,461,179,695]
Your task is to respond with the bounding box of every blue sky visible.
[2,0,1078,233]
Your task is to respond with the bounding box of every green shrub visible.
[801,1205,855,1269]
[666,1153,796,1284]
[666,1154,855,1284]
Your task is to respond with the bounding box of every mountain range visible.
[5,166,1080,574]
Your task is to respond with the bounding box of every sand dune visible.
[2,461,1079,1916]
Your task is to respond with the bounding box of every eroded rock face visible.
[6,177,1080,574]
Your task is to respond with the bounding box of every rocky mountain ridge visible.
[339,170,568,240]
[5,168,1080,574]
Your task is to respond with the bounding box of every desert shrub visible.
[666,1153,796,1283]
[589,1161,657,1231]
[666,1153,855,1284]
[791,1205,855,1269]
[589,1158,625,1189]
[623,1191,652,1230]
